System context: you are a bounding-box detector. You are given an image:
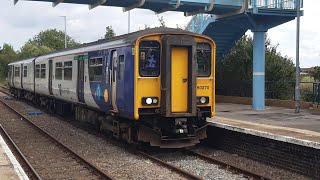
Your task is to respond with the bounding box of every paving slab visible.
[0,133,29,180]
[208,103,320,149]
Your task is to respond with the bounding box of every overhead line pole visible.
[295,0,301,113]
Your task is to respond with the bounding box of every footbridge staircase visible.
[185,0,301,63]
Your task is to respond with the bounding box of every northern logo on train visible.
[95,84,101,100]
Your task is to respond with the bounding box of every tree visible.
[311,66,320,81]
[18,42,53,60]
[28,29,80,51]
[18,29,80,59]
[104,26,115,39]
[216,35,295,99]
[0,43,18,79]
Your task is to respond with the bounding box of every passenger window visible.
[119,55,125,80]
[23,66,27,77]
[89,57,103,82]
[35,65,40,78]
[40,64,46,78]
[139,40,160,77]
[55,62,63,80]
[14,67,20,77]
[196,43,211,77]
[64,61,72,80]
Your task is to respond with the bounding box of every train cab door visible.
[77,59,85,103]
[48,60,53,95]
[111,50,118,112]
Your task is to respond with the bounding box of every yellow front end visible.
[134,34,215,120]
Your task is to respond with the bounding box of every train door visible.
[48,60,53,95]
[21,64,23,89]
[171,47,188,113]
[111,50,118,112]
[77,59,85,103]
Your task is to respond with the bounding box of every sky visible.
[0,0,319,68]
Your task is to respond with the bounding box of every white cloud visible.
[0,0,318,67]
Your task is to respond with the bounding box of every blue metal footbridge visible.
[14,0,303,110]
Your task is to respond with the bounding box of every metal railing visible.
[250,0,301,9]
[186,0,302,33]
[216,80,317,103]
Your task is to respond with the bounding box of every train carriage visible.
[7,28,216,148]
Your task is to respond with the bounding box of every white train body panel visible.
[22,59,34,92]
[34,58,50,96]
[51,55,78,103]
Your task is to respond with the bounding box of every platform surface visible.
[0,133,29,180]
[208,103,320,149]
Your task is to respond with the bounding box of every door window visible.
[89,57,103,82]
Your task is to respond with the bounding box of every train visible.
[7,28,216,148]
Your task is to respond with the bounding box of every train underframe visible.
[10,88,208,148]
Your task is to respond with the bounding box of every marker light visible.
[153,98,158,104]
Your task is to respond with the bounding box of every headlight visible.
[146,98,152,105]
[197,96,209,104]
[200,97,206,104]
[142,97,159,106]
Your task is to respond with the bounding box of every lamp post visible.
[295,0,301,113]
[60,16,67,48]
[128,11,130,33]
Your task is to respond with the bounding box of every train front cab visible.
[134,33,215,148]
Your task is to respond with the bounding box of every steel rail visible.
[136,150,203,180]
[185,149,271,180]
[0,125,41,180]
[0,93,115,180]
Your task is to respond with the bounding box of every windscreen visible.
[139,40,160,77]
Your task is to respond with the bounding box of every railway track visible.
[135,150,203,180]
[0,91,114,180]
[185,149,271,180]
[0,88,202,179]
[0,87,270,180]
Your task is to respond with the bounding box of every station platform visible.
[208,103,320,149]
[0,133,29,180]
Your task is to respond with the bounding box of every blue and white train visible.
[8,28,216,148]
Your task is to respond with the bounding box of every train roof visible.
[8,58,35,66]
[9,27,208,64]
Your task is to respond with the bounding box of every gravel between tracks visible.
[0,93,186,180]
[0,100,102,179]
[192,146,311,180]
[151,150,248,180]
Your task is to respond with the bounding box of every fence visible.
[216,80,318,103]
